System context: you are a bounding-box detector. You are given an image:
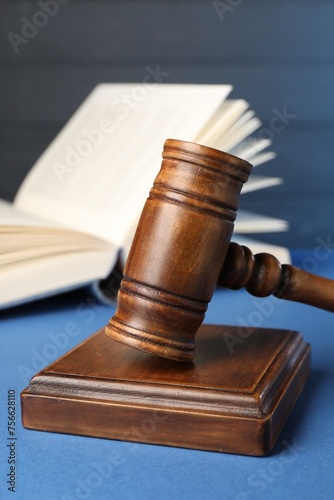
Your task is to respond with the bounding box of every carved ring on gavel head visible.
[106,139,334,362]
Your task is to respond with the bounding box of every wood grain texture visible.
[21,324,311,456]
[106,139,252,361]
[219,242,334,312]
[104,139,333,362]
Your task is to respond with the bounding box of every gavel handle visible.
[218,242,334,312]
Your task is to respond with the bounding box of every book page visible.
[235,210,288,233]
[195,100,249,145]
[242,176,283,194]
[230,138,271,162]
[0,200,118,307]
[0,225,113,267]
[0,199,52,226]
[211,111,262,152]
[1,249,117,308]
[14,84,232,247]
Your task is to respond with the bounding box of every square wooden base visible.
[21,324,310,456]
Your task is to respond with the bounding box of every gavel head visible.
[105,139,252,361]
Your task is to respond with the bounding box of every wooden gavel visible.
[106,139,334,361]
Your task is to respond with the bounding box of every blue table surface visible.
[1,249,334,500]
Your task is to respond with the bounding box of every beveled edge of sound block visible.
[21,324,311,456]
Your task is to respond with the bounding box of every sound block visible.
[21,324,310,456]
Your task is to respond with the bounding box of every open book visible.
[0,83,289,309]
